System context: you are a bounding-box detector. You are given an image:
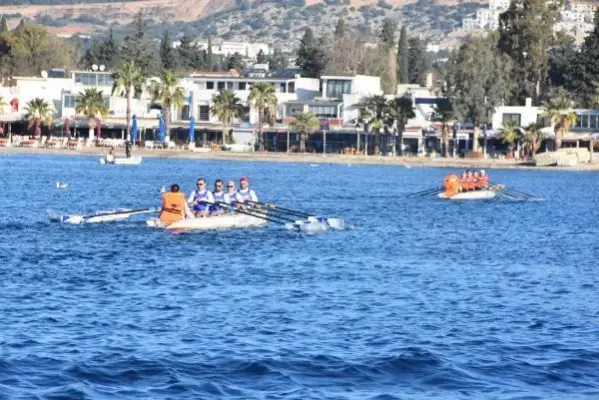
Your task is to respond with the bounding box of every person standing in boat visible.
[188,178,214,217]
[238,177,259,203]
[125,140,131,158]
[210,179,230,215]
[159,184,195,226]
[443,172,460,197]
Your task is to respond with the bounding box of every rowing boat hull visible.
[100,156,142,165]
[146,213,268,230]
[438,190,496,200]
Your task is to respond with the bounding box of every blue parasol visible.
[131,114,138,142]
[189,116,195,144]
[159,114,166,142]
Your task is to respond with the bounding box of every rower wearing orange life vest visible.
[478,169,489,188]
[458,171,467,191]
[443,172,460,197]
[159,184,195,226]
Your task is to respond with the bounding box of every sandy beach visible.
[2,146,599,171]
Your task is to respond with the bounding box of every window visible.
[198,105,210,121]
[502,113,521,126]
[64,94,76,108]
[286,105,304,117]
[326,80,352,98]
[217,81,225,90]
[96,74,114,86]
[238,82,247,90]
[206,81,215,90]
[288,82,295,93]
[308,105,338,118]
[581,114,589,128]
[180,105,190,120]
[279,82,286,93]
[590,115,598,130]
[227,82,234,90]
[536,115,551,127]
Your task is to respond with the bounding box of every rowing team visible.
[443,169,490,197]
[159,177,259,226]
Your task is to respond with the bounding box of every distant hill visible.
[0,0,487,47]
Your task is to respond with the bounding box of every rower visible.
[210,179,230,215]
[472,170,481,190]
[226,180,242,208]
[458,171,467,192]
[238,177,258,203]
[479,169,489,188]
[159,184,194,226]
[187,178,214,217]
[464,170,475,191]
[443,172,460,197]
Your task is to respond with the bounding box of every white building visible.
[172,39,271,59]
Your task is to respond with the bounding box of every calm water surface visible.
[0,154,598,399]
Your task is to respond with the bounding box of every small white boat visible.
[146,213,268,231]
[437,190,496,200]
[100,156,142,165]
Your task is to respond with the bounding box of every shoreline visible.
[2,146,599,171]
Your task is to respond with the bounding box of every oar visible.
[407,187,443,198]
[503,188,537,199]
[203,201,293,225]
[81,207,158,219]
[244,200,345,230]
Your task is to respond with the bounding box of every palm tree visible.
[76,88,109,138]
[541,88,577,150]
[389,96,416,156]
[358,95,389,155]
[248,82,278,151]
[111,61,144,141]
[148,69,185,143]
[211,89,243,144]
[499,120,520,157]
[24,97,53,141]
[432,98,454,157]
[289,111,319,153]
[522,123,543,157]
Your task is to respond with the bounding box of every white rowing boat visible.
[437,190,496,200]
[100,156,143,165]
[146,213,268,231]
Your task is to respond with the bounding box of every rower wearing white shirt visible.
[210,179,229,215]
[237,177,258,203]
[226,180,242,208]
[188,178,214,217]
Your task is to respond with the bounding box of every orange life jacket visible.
[444,175,460,196]
[159,192,186,225]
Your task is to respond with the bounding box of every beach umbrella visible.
[95,118,102,139]
[65,118,71,139]
[189,116,195,144]
[131,114,139,143]
[159,114,166,143]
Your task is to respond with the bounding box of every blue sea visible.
[1,153,598,400]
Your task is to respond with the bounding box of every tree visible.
[178,35,206,72]
[84,28,120,70]
[379,19,397,94]
[296,27,327,78]
[397,26,409,84]
[358,95,390,155]
[111,61,145,141]
[499,120,520,157]
[227,52,244,71]
[207,36,215,71]
[334,18,345,40]
[498,0,563,105]
[14,19,24,32]
[24,97,52,139]
[148,69,186,143]
[540,87,576,150]
[567,9,599,107]
[289,111,320,153]
[433,98,454,157]
[522,123,543,156]
[268,48,288,71]
[211,89,243,144]
[248,82,278,151]
[160,30,178,71]
[408,37,426,85]
[547,33,575,94]
[0,16,8,33]
[256,49,267,64]
[446,35,513,154]
[120,11,159,76]
[389,96,416,156]
[76,88,108,138]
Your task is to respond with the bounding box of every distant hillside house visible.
[171,39,271,60]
